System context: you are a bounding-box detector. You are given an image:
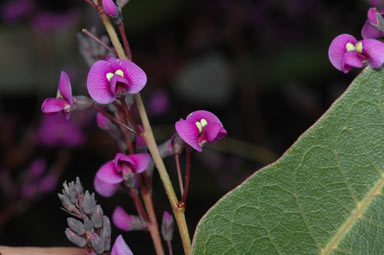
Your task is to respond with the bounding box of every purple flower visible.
[87,57,147,104]
[94,175,118,197]
[41,71,73,119]
[96,112,112,130]
[328,34,384,73]
[175,110,227,152]
[96,153,150,184]
[112,206,133,231]
[102,0,118,18]
[111,235,133,255]
[38,115,86,147]
[362,8,384,39]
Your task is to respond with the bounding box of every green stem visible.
[98,11,191,255]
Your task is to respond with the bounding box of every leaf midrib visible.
[321,172,384,254]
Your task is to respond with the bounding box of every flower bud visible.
[67,217,85,235]
[161,211,174,241]
[91,233,105,254]
[102,0,118,18]
[92,205,104,228]
[65,228,87,247]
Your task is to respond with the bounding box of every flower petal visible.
[341,51,365,73]
[362,21,384,39]
[119,153,150,173]
[59,71,73,105]
[87,60,115,104]
[94,175,118,197]
[186,110,223,125]
[102,0,118,18]
[368,8,379,25]
[204,123,227,143]
[96,161,123,184]
[362,39,384,68]
[112,206,132,231]
[41,98,68,114]
[328,34,357,71]
[109,74,130,96]
[119,59,147,94]
[111,235,133,255]
[175,119,201,151]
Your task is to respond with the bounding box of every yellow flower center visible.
[346,42,363,53]
[195,119,208,133]
[106,69,125,81]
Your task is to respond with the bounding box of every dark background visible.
[0,0,372,253]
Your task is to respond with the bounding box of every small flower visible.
[96,153,150,184]
[94,175,118,197]
[41,71,73,119]
[328,33,384,73]
[175,110,227,152]
[362,8,384,39]
[102,0,118,18]
[87,57,147,104]
[111,235,133,255]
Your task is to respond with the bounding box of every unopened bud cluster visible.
[59,177,111,254]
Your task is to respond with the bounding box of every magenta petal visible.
[328,34,357,71]
[41,98,68,114]
[96,161,123,184]
[59,71,73,105]
[368,8,379,24]
[362,21,384,39]
[175,119,201,151]
[112,206,132,231]
[112,235,133,255]
[123,153,150,173]
[204,123,227,143]
[109,74,130,96]
[102,0,118,18]
[341,51,365,73]
[362,39,384,68]
[186,110,223,125]
[119,60,147,94]
[87,60,115,104]
[94,175,118,197]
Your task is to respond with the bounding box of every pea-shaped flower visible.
[87,57,147,104]
[175,110,227,152]
[328,33,384,73]
[362,8,384,39]
[96,152,150,184]
[111,235,133,255]
[41,71,73,119]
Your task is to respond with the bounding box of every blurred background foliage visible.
[0,0,372,253]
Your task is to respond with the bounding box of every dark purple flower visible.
[102,0,118,18]
[328,33,384,73]
[94,175,118,197]
[41,71,73,119]
[175,110,227,152]
[362,8,384,39]
[87,57,147,104]
[38,115,86,147]
[96,153,150,184]
[111,235,133,255]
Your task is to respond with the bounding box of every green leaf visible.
[191,67,384,255]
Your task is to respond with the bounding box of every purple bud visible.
[92,205,104,228]
[161,211,174,241]
[111,235,133,255]
[102,0,118,18]
[82,190,93,214]
[84,217,94,233]
[91,233,105,254]
[102,216,112,250]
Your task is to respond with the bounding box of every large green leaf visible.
[191,67,384,255]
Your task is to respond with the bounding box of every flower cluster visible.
[329,6,384,73]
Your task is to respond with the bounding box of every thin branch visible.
[82,29,117,55]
